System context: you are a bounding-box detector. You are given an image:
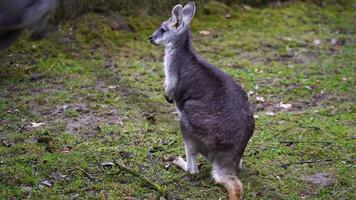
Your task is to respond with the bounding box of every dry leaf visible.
[279,102,292,109]
[313,39,321,45]
[101,161,115,167]
[199,30,211,36]
[330,38,338,45]
[30,122,44,128]
[41,180,52,187]
[108,85,119,89]
[242,5,251,10]
[266,111,276,116]
[256,96,265,102]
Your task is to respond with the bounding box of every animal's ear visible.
[182,1,196,24]
[172,4,183,26]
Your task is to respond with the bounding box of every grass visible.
[0,1,355,199]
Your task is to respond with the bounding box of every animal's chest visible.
[164,54,177,87]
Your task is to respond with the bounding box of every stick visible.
[278,36,309,46]
[280,159,333,168]
[147,151,164,184]
[81,169,94,181]
[279,140,333,145]
[112,159,168,198]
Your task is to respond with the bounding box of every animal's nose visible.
[149,36,155,44]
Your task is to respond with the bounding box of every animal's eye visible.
[160,27,166,33]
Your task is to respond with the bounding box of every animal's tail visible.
[212,163,243,200]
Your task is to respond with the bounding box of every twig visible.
[279,140,333,145]
[278,36,309,46]
[81,169,94,181]
[112,159,168,198]
[280,159,333,168]
[147,151,164,184]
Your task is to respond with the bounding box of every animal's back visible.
[176,54,254,157]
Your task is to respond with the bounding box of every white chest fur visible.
[164,47,177,97]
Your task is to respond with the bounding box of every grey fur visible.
[150,2,254,198]
[0,0,57,49]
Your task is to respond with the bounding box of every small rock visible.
[225,14,232,19]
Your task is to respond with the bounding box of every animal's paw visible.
[187,165,199,174]
[172,156,187,171]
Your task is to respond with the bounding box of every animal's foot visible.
[172,156,187,171]
[187,165,199,174]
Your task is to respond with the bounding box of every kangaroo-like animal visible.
[0,0,57,49]
[149,2,254,200]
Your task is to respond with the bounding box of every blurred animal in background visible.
[0,0,57,49]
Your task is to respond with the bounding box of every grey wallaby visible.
[149,2,254,200]
[0,0,57,49]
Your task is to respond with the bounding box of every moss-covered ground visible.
[0,1,355,199]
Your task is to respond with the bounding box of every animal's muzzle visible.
[149,35,157,45]
[149,36,153,43]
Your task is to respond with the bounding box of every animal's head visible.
[149,1,196,46]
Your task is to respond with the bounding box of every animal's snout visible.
[149,36,154,44]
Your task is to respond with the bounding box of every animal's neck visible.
[164,31,193,61]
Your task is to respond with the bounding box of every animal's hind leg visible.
[173,118,198,174]
[184,141,198,174]
[172,141,198,174]
[212,162,243,200]
[172,156,187,171]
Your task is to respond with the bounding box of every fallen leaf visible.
[108,85,119,89]
[330,38,338,45]
[266,111,276,116]
[41,180,52,187]
[30,122,45,128]
[279,102,292,109]
[313,39,321,46]
[304,86,312,90]
[199,30,211,36]
[101,161,115,167]
[1,139,12,147]
[301,173,333,186]
[242,5,251,10]
[256,96,265,102]
[22,186,32,192]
